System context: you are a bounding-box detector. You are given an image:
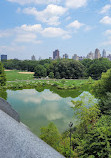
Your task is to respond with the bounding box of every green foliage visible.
[39,91,110,158]
[72,92,100,135]
[61,79,65,84]
[48,72,54,78]
[53,60,85,79]
[0,89,7,100]
[55,72,60,79]
[34,65,47,78]
[81,58,111,79]
[99,92,111,115]
[3,58,111,80]
[80,115,111,158]
[93,68,111,98]
[40,122,61,150]
[0,62,6,86]
[88,76,93,84]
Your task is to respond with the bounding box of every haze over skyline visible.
[0,0,111,59]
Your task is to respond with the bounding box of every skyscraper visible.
[63,54,69,59]
[94,48,101,59]
[1,54,7,61]
[102,49,106,58]
[31,55,36,61]
[53,49,60,59]
[107,54,111,61]
[72,54,79,60]
[87,51,94,60]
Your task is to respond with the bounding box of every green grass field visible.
[5,70,94,90]
[5,70,34,81]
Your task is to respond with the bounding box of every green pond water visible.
[1,85,94,136]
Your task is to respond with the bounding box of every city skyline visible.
[1,48,111,61]
[0,0,111,59]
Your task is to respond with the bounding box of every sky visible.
[0,0,111,60]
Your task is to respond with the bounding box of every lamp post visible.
[69,122,73,158]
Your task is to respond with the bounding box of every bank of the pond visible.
[5,79,94,91]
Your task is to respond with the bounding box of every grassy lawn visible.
[5,70,34,81]
[4,70,94,90]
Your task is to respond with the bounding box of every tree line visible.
[3,58,111,79]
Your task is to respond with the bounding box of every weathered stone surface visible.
[0,110,65,158]
[0,97,20,122]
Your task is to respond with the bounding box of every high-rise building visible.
[79,56,84,61]
[1,54,7,61]
[31,55,36,61]
[63,54,69,59]
[102,49,106,58]
[72,54,79,60]
[87,51,94,60]
[53,49,60,59]
[94,48,101,59]
[107,54,111,61]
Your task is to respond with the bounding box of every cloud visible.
[84,25,96,32]
[0,23,70,47]
[0,24,43,44]
[20,24,42,32]
[100,16,111,25]
[65,0,87,9]
[15,33,41,44]
[0,31,11,38]
[42,27,71,39]
[24,97,42,104]
[100,4,111,14]
[67,20,84,29]
[105,29,111,35]
[14,24,42,43]
[65,16,71,21]
[42,91,61,101]
[6,0,61,5]
[23,5,67,26]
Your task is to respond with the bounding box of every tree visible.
[72,92,100,135]
[93,68,111,98]
[0,62,6,86]
[55,72,60,79]
[80,115,111,158]
[40,122,61,150]
[87,58,111,79]
[99,92,111,115]
[49,72,54,78]
[34,65,47,78]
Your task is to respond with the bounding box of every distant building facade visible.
[72,54,79,60]
[94,48,101,59]
[102,49,106,58]
[1,55,7,61]
[79,56,84,61]
[31,55,36,61]
[53,49,60,59]
[63,54,68,59]
[107,54,111,60]
[87,51,94,60]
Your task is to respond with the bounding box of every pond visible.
[2,85,94,136]
[7,89,76,135]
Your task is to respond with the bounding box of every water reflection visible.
[7,89,75,135]
[6,87,94,136]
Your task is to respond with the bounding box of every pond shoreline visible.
[2,79,94,91]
